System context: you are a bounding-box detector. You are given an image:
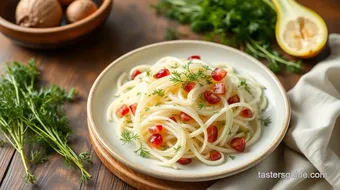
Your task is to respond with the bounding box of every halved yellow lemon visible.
[272,0,328,58]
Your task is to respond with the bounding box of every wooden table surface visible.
[1,0,340,189]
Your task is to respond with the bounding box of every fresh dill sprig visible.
[169,62,212,86]
[25,85,91,182]
[30,151,49,165]
[120,131,139,144]
[134,145,150,158]
[80,174,91,184]
[183,61,212,85]
[146,69,152,77]
[79,151,92,164]
[187,69,212,85]
[152,89,165,97]
[174,145,182,153]
[155,102,162,107]
[126,120,133,124]
[182,60,192,70]
[0,139,6,147]
[25,173,36,184]
[203,65,212,71]
[169,70,184,84]
[229,155,236,160]
[145,107,150,111]
[197,103,206,110]
[260,117,272,127]
[0,60,92,183]
[0,60,38,184]
[238,79,252,94]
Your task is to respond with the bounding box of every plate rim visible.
[87,40,291,181]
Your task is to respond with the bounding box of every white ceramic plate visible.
[87,40,290,182]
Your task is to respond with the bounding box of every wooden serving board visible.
[88,126,215,190]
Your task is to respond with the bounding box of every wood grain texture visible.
[0,0,339,189]
[0,141,14,184]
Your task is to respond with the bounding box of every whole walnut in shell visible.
[66,0,98,23]
[16,0,63,28]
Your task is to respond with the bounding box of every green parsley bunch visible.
[154,0,302,73]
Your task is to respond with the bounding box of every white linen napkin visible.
[209,34,340,190]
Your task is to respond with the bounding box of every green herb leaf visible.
[260,117,272,127]
[229,155,236,160]
[134,145,150,158]
[238,79,252,94]
[169,70,184,84]
[267,62,282,73]
[197,103,206,110]
[120,131,139,144]
[202,65,212,71]
[30,151,49,165]
[79,151,92,164]
[174,145,182,153]
[286,60,303,73]
[152,89,165,97]
[25,173,36,184]
[0,139,6,147]
[247,40,302,73]
[146,69,152,77]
